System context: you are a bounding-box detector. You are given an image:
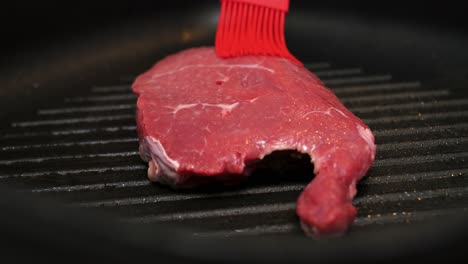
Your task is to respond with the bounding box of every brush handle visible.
[226,0,289,12]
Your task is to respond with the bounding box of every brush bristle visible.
[215,0,302,66]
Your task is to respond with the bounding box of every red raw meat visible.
[132,47,376,237]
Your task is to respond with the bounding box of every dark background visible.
[1,1,467,58]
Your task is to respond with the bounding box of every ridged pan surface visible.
[0,62,467,237]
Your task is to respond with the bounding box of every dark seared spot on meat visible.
[155,151,314,192]
[248,150,314,185]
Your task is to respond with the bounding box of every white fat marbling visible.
[171,102,240,115]
[357,125,376,158]
[302,107,348,118]
[146,136,180,183]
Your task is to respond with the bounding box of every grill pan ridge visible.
[1,63,467,238]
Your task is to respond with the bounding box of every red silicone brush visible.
[215,0,303,66]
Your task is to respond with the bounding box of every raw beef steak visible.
[132,47,376,237]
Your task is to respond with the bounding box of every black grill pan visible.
[0,1,467,263]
